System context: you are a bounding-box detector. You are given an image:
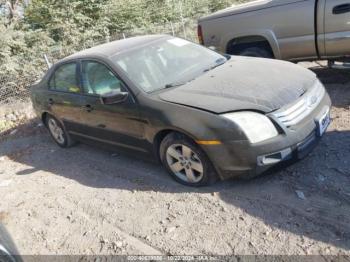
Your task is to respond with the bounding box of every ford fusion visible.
[30,35,331,187]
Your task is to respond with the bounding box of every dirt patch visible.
[0,211,9,223]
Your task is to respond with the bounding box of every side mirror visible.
[100,90,129,105]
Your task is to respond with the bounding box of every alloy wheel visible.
[166,144,204,183]
[48,118,65,145]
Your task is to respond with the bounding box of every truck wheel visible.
[328,60,335,68]
[239,47,273,58]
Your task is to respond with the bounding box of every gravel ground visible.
[0,63,349,257]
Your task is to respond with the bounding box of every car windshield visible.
[112,37,227,93]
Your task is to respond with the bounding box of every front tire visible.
[160,133,218,187]
[46,115,74,148]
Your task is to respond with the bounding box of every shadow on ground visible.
[0,67,349,252]
[309,65,350,109]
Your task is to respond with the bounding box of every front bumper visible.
[203,93,332,180]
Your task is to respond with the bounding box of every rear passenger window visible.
[49,63,80,93]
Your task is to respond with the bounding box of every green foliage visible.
[0,0,247,85]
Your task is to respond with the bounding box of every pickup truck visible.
[198,0,350,62]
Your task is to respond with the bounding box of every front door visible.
[324,0,350,57]
[76,60,147,152]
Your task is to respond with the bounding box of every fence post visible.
[43,54,51,69]
[104,28,110,42]
[179,1,187,39]
[170,21,175,36]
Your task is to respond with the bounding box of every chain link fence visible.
[0,18,198,104]
[0,0,246,108]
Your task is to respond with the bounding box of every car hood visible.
[159,56,317,114]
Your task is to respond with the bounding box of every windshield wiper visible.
[164,57,229,89]
[203,58,227,73]
[164,81,187,89]
[164,77,197,89]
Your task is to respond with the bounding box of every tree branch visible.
[5,0,20,20]
[6,1,13,13]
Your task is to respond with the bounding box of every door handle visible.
[83,104,93,112]
[333,4,350,14]
[48,98,54,105]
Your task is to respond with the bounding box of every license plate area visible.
[316,107,330,137]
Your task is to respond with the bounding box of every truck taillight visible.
[197,25,204,45]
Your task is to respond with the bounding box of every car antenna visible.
[43,54,52,69]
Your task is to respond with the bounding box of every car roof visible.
[60,34,169,63]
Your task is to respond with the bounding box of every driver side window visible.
[82,61,123,96]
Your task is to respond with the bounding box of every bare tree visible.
[1,0,27,23]
[7,0,20,20]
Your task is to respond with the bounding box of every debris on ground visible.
[0,180,12,187]
[295,190,306,200]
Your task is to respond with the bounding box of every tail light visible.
[197,25,204,45]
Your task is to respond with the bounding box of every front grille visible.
[272,80,325,127]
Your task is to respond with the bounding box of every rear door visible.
[324,0,350,57]
[47,62,86,133]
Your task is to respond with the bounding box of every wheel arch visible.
[153,127,222,184]
[224,31,280,58]
[152,128,199,162]
[226,35,273,57]
[41,111,65,129]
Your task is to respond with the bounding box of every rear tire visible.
[46,115,75,148]
[239,47,273,58]
[160,132,218,187]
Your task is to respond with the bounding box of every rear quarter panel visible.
[200,0,317,61]
[30,83,48,118]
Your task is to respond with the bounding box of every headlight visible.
[222,112,279,143]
